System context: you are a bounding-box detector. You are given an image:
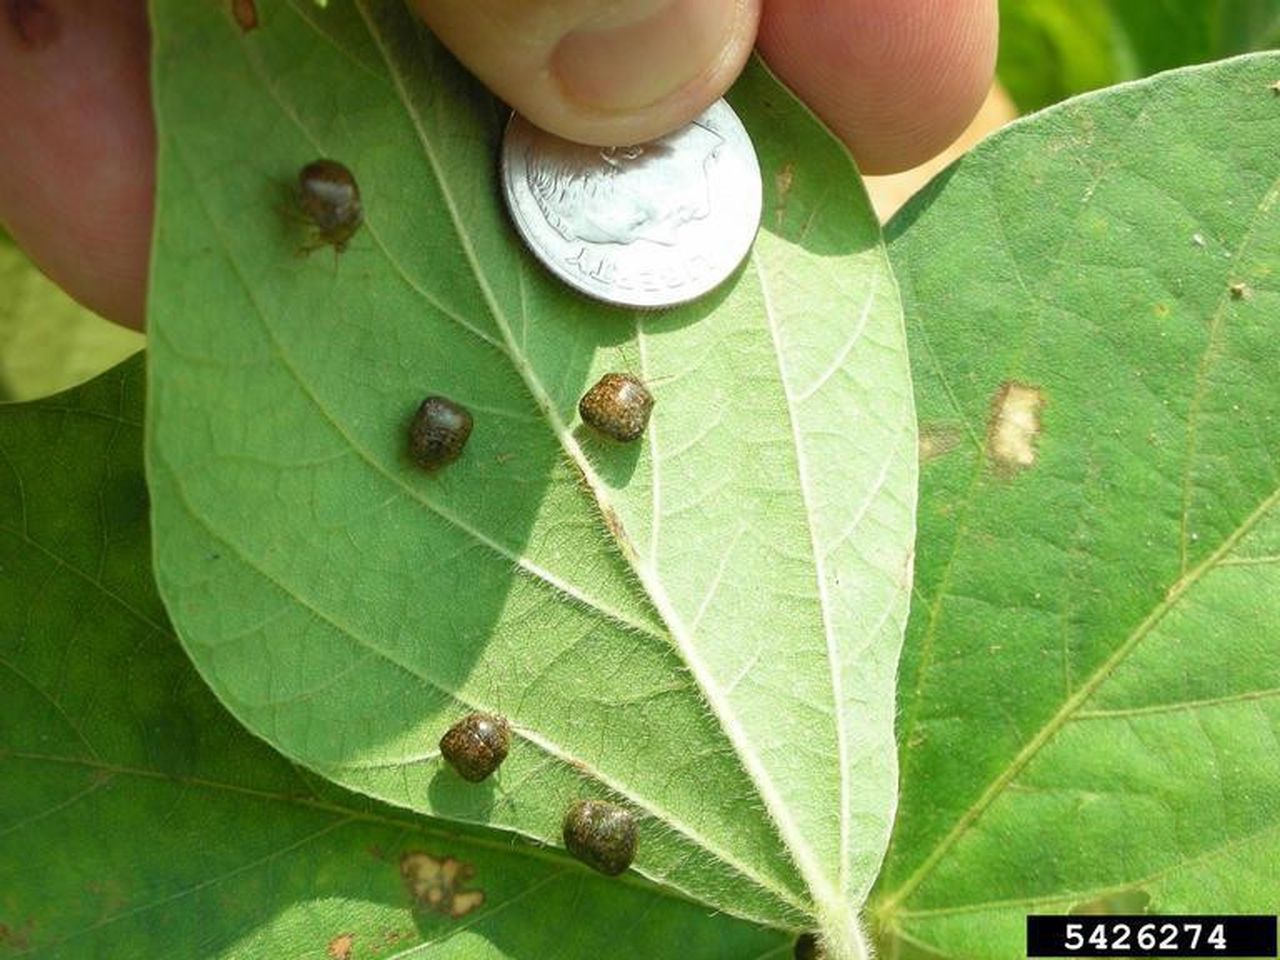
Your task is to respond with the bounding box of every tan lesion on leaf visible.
[918,422,967,463]
[570,465,642,564]
[774,162,795,227]
[0,919,34,952]
[326,932,354,960]
[1229,281,1251,300]
[598,503,646,570]
[986,381,1045,471]
[230,0,257,32]
[600,506,626,543]
[400,852,485,919]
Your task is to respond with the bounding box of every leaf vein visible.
[754,252,850,902]
[1178,176,1280,574]
[880,483,1280,912]
[357,0,827,917]
[1074,685,1280,720]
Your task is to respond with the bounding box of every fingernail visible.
[551,0,738,114]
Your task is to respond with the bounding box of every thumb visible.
[411,0,759,146]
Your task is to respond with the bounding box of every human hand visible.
[0,0,997,331]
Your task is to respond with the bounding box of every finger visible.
[412,0,761,146]
[757,0,998,174]
[0,0,153,330]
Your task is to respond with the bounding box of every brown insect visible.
[562,799,637,876]
[408,396,473,470]
[439,712,510,782]
[298,159,363,253]
[578,373,653,442]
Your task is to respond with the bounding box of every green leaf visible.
[998,0,1280,114]
[997,0,1124,113]
[0,356,789,959]
[146,0,916,952]
[1110,0,1280,76]
[0,241,142,401]
[875,54,1280,956]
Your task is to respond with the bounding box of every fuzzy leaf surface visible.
[147,0,917,946]
[0,356,790,959]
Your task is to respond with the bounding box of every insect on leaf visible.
[147,0,917,953]
[0,356,791,959]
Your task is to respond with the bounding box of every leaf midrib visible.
[158,131,811,924]
[753,252,851,904]
[228,15,659,642]
[355,0,836,917]
[152,383,807,921]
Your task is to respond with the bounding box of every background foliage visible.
[999,0,1280,110]
[0,233,141,402]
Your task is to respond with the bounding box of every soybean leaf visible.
[997,0,1122,112]
[0,356,788,959]
[874,54,1280,956]
[1110,0,1280,76]
[0,240,142,401]
[147,0,916,952]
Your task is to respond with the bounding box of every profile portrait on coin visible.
[524,121,724,247]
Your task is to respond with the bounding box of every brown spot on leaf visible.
[326,933,354,960]
[1229,281,1251,300]
[918,422,966,463]
[0,920,34,951]
[774,162,795,227]
[1270,80,1280,96]
[5,0,58,50]
[899,549,915,589]
[231,0,258,32]
[400,852,485,919]
[986,381,1045,471]
[601,507,625,542]
[599,505,644,568]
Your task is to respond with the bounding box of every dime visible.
[501,100,762,309]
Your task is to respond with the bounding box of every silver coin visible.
[501,100,762,309]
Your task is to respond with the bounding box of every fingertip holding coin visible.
[500,99,762,309]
